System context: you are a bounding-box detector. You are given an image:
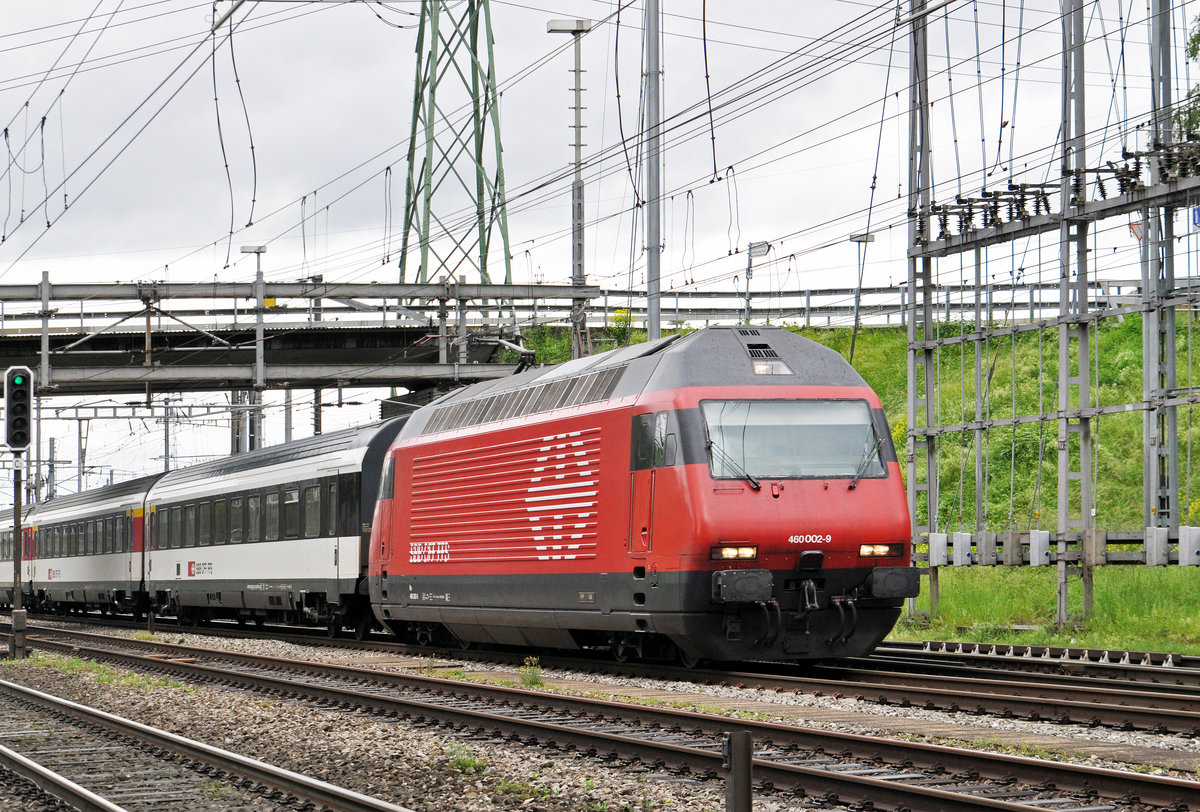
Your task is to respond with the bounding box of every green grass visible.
[518,656,543,687]
[441,741,487,775]
[892,566,1200,653]
[1,654,190,690]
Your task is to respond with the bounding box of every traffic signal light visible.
[5,366,32,452]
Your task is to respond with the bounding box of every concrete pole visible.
[644,0,662,340]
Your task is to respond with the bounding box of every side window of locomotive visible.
[655,411,677,466]
[283,489,300,539]
[303,486,320,538]
[378,456,395,501]
[265,493,281,541]
[229,497,243,543]
[631,412,674,470]
[248,495,262,542]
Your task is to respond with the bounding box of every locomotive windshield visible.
[700,399,885,480]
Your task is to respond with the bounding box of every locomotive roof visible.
[156,417,408,487]
[406,326,869,438]
[642,325,869,390]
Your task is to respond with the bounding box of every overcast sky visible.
[0,0,1189,500]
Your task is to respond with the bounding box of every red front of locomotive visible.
[637,383,915,662]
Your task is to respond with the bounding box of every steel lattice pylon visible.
[399,0,512,285]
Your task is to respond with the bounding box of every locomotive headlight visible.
[711,545,758,560]
[859,543,904,557]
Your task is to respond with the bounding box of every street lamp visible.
[240,246,266,451]
[743,240,771,324]
[547,18,592,358]
[848,232,874,362]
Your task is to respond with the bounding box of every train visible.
[1,326,918,662]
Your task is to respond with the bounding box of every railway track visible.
[5,625,1198,811]
[6,613,1199,735]
[0,676,413,812]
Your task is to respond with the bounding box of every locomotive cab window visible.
[701,399,885,480]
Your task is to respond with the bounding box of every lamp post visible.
[240,245,266,451]
[743,241,771,324]
[547,18,592,358]
[848,232,874,362]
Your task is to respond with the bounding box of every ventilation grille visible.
[422,366,623,436]
[745,343,779,359]
[736,328,761,336]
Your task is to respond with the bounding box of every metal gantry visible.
[399,0,513,287]
[905,0,1199,623]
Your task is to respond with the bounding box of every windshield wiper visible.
[706,440,762,491]
[848,436,882,490]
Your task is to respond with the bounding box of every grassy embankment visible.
[522,317,1200,653]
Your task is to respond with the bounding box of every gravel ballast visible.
[2,622,1196,810]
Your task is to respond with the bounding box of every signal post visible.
[6,367,31,659]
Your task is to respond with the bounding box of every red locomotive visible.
[369,325,917,663]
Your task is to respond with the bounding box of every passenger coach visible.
[146,419,406,636]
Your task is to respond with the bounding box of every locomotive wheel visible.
[676,648,701,669]
[326,618,340,639]
[353,612,371,642]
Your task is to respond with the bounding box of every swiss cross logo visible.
[188,561,195,577]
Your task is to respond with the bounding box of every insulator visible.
[1097,178,1107,199]
[1072,171,1084,200]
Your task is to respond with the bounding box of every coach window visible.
[184,505,196,547]
[213,499,227,545]
[125,514,133,553]
[265,493,280,541]
[284,488,300,539]
[303,486,320,538]
[171,506,182,551]
[198,502,212,546]
[248,495,262,542]
[103,518,113,554]
[229,497,243,543]
[148,511,157,551]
